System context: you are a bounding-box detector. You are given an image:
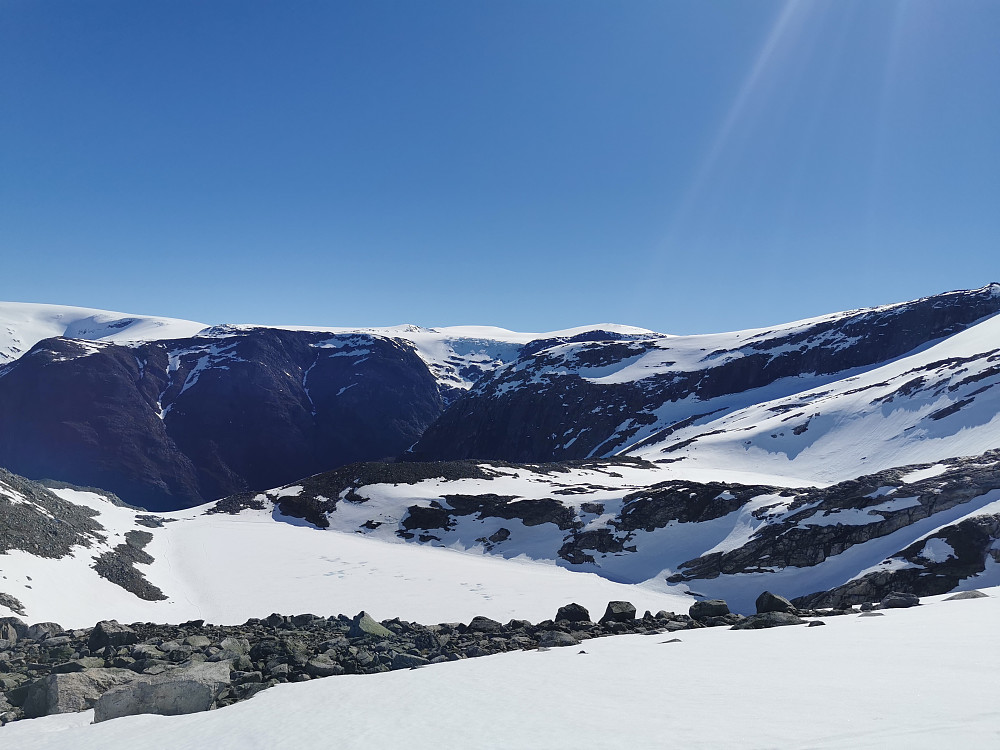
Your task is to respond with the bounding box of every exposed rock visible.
[755,591,796,615]
[92,530,166,601]
[945,590,988,601]
[731,612,805,630]
[599,601,636,624]
[22,668,135,718]
[93,660,233,722]
[555,603,591,623]
[390,653,429,670]
[689,600,730,621]
[25,622,64,641]
[348,612,392,639]
[881,592,920,609]
[807,621,826,627]
[467,616,504,633]
[538,631,580,648]
[89,620,139,652]
[306,656,346,677]
[0,617,27,643]
[0,594,26,617]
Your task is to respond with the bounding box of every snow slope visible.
[0,302,208,365]
[0,486,691,628]
[627,306,1000,484]
[5,589,998,749]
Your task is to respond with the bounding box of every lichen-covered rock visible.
[348,612,392,639]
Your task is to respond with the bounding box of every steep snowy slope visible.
[6,589,999,750]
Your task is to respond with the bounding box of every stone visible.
[599,601,636,624]
[555,603,591,623]
[859,611,884,617]
[689,600,730,621]
[0,617,27,644]
[730,612,805,630]
[467,616,503,633]
[945,590,988,601]
[390,653,429,670]
[538,631,580,648]
[306,655,346,677]
[184,635,212,648]
[755,591,796,615]
[93,660,233,723]
[24,622,64,641]
[131,644,165,660]
[22,668,136,718]
[88,621,139,652]
[50,657,106,673]
[807,621,826,627]
[348,612,393,639]
[881,592,920,609]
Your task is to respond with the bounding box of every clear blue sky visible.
[2,1,998,333]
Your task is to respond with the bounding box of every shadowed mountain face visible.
[0,329,444,510]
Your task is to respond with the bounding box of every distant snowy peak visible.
[0,302,208,365]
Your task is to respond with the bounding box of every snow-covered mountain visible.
[0,301,648,509]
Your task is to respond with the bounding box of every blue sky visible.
[2,0,998,333]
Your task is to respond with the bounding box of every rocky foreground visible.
[0,589,954,727]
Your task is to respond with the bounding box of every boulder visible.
[306,655,346,677]
[25,622,64,641]
[88,620,139,652]
[599,601,636,624]
[22,668,136,718]
[348,612,393,639]
[467,616,503,633]
[881,592,920,609]
[730,612,805,630]
[0,617,27,644]
[51,657,106,674]
[555,603,591,623]
[689,600,730,621]
[538,631,580,648]
[755,591,796,615]
[390,653,429,670]
[945,590,988,601]
[93,660,233,723]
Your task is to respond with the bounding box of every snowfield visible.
[0,488,691,628]
[4,589,998,749]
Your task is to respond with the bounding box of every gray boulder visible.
[25,622,64,641]
[0,617,27,644]
[599,601,636,624]
[755,591,796,614]
[22,668,135,718]
[467,616,503,633]
[93,660,233,723]
[731,612,805,630]
[881,592,920,609]
[538,631,580,648]
[390,653,429,670]
[88,620,139,652]
[689,600,730,620]
[555,603,591,623]
[348,612,393,639]
[306,655,346,677]
[945,590,988,601]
